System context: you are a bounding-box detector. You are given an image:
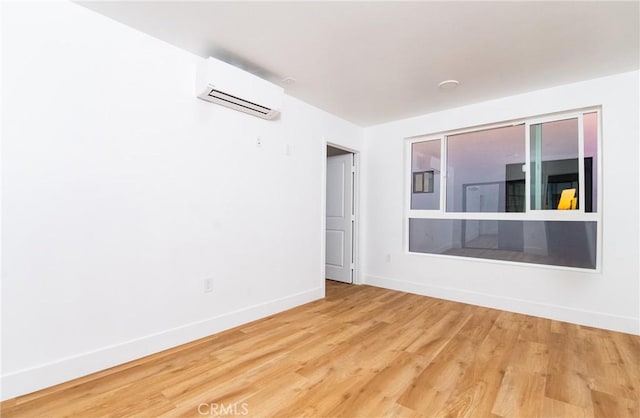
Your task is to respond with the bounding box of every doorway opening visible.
[325,144,358,284]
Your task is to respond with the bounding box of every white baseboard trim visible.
[364,275,639,336]
[0,287,323,401]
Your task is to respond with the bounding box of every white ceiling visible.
[79,1,639,127]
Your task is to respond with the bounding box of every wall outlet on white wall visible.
[204,278,213,293]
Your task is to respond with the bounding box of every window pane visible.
[409,218,596,269]
[530,118,579,210]
[446,125,525,212]
[411,140,441,210]
[584,112,598,212]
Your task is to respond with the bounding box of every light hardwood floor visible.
[2,281,638,417]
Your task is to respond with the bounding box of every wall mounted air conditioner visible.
[196,57,283,120]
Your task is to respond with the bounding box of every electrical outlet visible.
[256,136,262,147]
[204,278,213,293]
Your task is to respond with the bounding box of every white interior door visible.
[326,153,353,283]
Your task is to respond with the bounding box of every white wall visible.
[363,70,640,335]
[0,1,361,400]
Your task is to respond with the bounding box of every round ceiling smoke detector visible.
[438,79,460,90]
[281,77,297,85]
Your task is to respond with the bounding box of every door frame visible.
[321,139,360,286]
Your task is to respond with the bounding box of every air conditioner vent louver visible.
[206,88,272,116]
[197,57,283,121]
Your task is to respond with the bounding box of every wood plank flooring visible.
[2,281,638,417]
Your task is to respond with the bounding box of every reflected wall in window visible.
[411,139,440,210]
[446,124,525,213]
[409,218,597,269]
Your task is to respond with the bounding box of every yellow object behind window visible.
[557,188,577,210]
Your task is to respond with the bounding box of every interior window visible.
[584,112,598,212]
[411,139,441,210]
[446,124,525,213]
[407,109,600,270]
[413,171,434,193]
[530,118,580,210]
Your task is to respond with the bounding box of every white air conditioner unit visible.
[196,57,283,120]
